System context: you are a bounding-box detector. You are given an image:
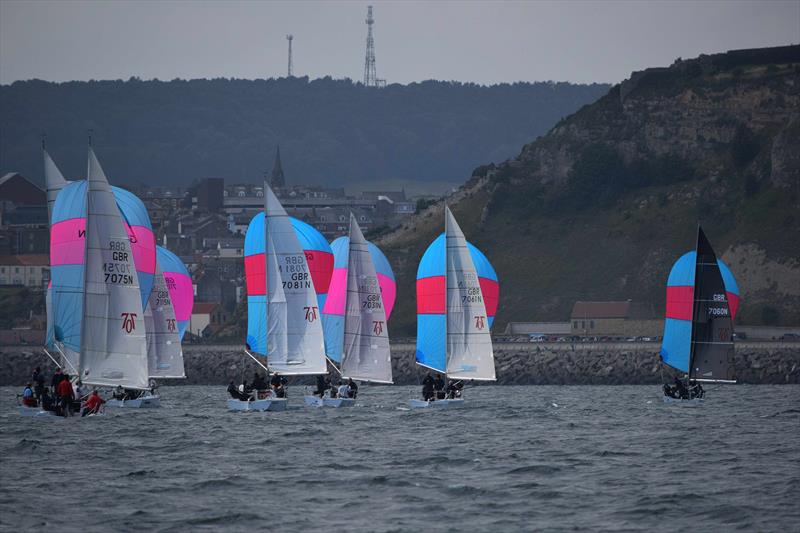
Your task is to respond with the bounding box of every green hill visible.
[379,45,800,335]
[0,77,607,190]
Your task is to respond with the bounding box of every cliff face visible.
[377,46,800,336]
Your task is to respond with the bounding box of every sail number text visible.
[104,241,134,285]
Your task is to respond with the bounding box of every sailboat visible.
[410,207,496,409]
[107,253,186,408]
[230,184,328,411]
[306,214,393,407]
[660,226,738,405]
[23,147,150,417]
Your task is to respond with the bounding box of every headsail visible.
[263,185,326,375]
[79,148,148,389]
[688,227,735,382]
[145,262,185,379]
[340,214,392,383]
[444,207,495,380]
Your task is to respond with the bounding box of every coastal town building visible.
[0,254,49,288]
[570,301,661,337]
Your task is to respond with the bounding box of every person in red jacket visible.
[56,376,74,416]
[81,390,105,417]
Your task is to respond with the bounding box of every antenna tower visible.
[363,6,377,86]
[286,34,294,77]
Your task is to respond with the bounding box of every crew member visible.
[347,378,358,399]
[56,375,75,416]
[433,374,445,399]
[22,383,37,407]
[32,367,45,399]
[422,373,434,401]
[314,375,330,397]
[81,390,105,417]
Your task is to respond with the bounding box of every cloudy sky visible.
[1,0,797,85]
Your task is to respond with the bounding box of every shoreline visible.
[2,342,797,386]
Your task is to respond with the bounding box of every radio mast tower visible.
[363,6,377,86]
[286,35,294,77]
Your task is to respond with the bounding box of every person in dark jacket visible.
[51,367,64,390]
[227,381,248,401]
[422,373,435,401]
[252,372,268,391]
[433,374,445,399]
[347,378,358,399]
[270,373,287,398]
[32,367,45,399]
[314,375,330,397]
[446,379,463,399]
[41,388,55,411]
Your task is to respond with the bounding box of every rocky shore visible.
[1,342,798,387]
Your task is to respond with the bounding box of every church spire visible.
[271,145,286,189]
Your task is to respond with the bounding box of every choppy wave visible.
[1,384,798,532]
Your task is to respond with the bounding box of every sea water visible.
[1,385,798,532]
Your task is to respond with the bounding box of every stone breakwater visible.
[1,342,797,387]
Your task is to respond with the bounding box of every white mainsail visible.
[264,184,327,375]
[44,148,70,353]
[145,263,185,379]
[444,207,495,380]
[79,148,149,389]
[340,214,393,383]
[44,148,70,223]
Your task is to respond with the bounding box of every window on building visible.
[590,320,595,329]
[320,216,326,222]
[360,216,366,222]
[15,267,19,274]
[237,191,245,197]
[581,321,585,329]
[573,321,577,328]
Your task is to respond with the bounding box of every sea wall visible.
[1,342,798,387]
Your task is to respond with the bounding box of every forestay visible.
[145,263,185,379]
[264,185,327,375]
[444,207,495,381]
[79,148,149,390]
[340,214,392,383]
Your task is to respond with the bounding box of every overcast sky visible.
[1,0,797,86]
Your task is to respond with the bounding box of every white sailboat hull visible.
[304,395,356,408]
[227,398,288,412]
[409,398,465,409]
[106,394,161,409]
[18,406,56,417]
[662,396,704,407]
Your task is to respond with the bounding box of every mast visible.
[443,205,449,380]
[263,178,270,372]
[78,145,91,378]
